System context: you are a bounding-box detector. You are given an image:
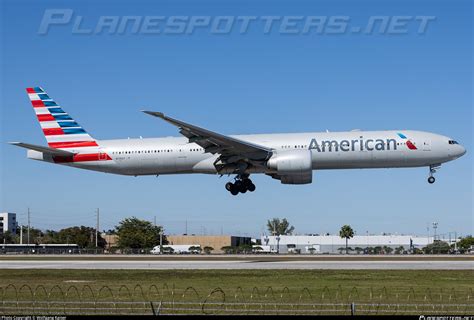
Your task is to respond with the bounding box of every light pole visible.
[432,222,438,242]
[159,229,163,254]
[366,230,369,253]
[432,222,438,254]
[276,235,281,254]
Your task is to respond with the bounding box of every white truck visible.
[252,245,275,254]
[151,244,201,254]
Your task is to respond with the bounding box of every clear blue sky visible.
[1,0,472,238]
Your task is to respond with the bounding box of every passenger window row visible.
[281,145,308,149]
[111,147,203,155]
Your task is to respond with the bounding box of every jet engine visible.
[266,149,313,184]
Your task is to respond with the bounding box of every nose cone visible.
[458,145,467,157]
[451,144,467,159]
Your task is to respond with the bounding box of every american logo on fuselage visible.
[309,138,398,152]
[309,133,418,152]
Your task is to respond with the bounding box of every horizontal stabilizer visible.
[9,142,75,157]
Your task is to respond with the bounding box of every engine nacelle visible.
[266,150,313,184]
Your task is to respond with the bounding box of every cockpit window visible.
[448,140,459,145]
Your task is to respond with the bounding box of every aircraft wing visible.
[142,111,272,161]
[9,142,75,157]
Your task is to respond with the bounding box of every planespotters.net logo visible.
[419,316,474,320]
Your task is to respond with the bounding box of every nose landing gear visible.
[428,164,440,184]
[225,175,256,195]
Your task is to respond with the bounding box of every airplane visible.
[10,87,466,196]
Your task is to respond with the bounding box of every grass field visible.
[0,269,472,315]
[1,269,472,290]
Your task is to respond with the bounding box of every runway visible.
[1,259,472,270]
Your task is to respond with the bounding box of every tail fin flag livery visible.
[26,87,98,149]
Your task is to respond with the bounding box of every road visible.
[0,257,472,270]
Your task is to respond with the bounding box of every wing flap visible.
[9,142,75,157]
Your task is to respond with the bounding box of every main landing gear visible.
[225,175,256,195]
[428,164,440,184]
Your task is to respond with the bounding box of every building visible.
[260,234,437,254]
[167,235,252,253]
[0,212,18,235]
[101,233,119,251]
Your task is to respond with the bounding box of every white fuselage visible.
[39,130,465,176]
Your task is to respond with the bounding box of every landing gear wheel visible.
[230,187,239,196]
[226,175,256,195]
[247,183,256,192]
[428,165,440,184]
[234,180,243,189]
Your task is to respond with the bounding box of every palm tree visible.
[339,225,354,254]
[266,218,295,236]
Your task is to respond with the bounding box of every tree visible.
[373,246,383,254]
[221,246,235,254]
[307,247,317,255]
[455,236,474,253]
[394,246,405,254]
[365,247,374,254]
[339,225,354,254]
[116,217,166,249]
[42,230,59,244]
[383,246,393,254]
[354,247,364,255]
[203,246,214,254]
[16,227,44,244]
[423,241,450,254]
[0,231,16,244]
[267,218,294,235]
[56,226,106,248]
[237,244,253,254]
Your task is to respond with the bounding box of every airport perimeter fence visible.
[0,284,473,315]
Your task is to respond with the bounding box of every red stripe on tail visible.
[48,141,99,148]
[31,100,45,108]
[43,128,65,136]
[37,114,56,122]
